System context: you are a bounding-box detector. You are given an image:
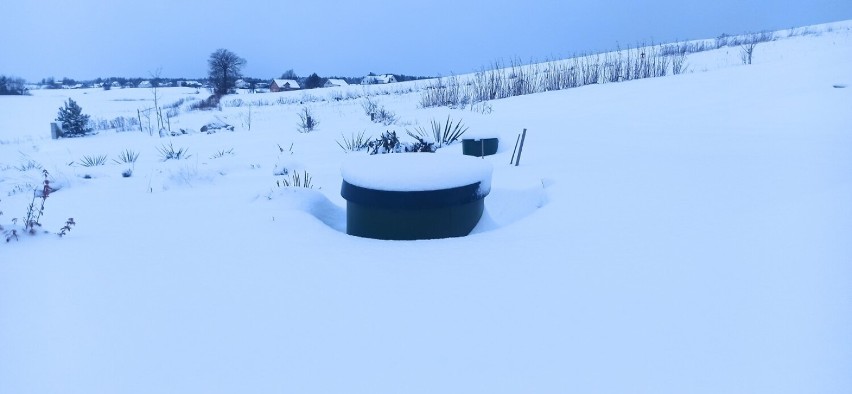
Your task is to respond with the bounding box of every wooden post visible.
[514,128,527,166]
[137,109,143,133]
[480,139,484,158]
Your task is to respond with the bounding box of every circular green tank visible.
[341,181,486,240]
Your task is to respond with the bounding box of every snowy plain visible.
[1,22,851,394]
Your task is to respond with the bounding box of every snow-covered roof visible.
[273,79,300,89]
[325,79,349,87]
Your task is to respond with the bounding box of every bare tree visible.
[208,49,246,95]
[740,36,758,65]
[150,68,165,134]
[280,69,298,80]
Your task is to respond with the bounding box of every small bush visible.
[14,157,42,171]
[671,52,688,75]
[163,98,186,110]
[361,97,397,125]
[157,142,191,161]
[224,98,244,107]
[470,101,493,114]
[90,116,138,132]
[419,75,470,108]
[210,148,234,159]
[188,95,221,111]
[373,106,397,125]
[297,107,319,133]
[276,170,313,188]
[367,131,435,155]
[345,91,362,100]
[367,131,404,154]
[57,218,75,237]
[406,134,437,153]
[361,98,377,117]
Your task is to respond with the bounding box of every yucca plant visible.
[336,131,371,152]
[113,149,140,164]
[407,116,468,148]
[433,116,467,147]
[78,154,107,167]
[157,142,191,161]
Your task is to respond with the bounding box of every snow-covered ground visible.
[1,22,851,394]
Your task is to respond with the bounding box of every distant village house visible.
[323,79,349,88]
[178,80,203,88]
[270,79,301,92]
[360,74,397,85]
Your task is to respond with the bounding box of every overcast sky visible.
[2,0,851,81]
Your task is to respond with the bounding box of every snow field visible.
[1,21,851,394]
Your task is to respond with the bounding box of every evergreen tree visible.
[304,73,325,89]
[56,98,92,137]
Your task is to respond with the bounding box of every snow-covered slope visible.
[1,22,851,394]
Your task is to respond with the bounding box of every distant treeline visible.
[37,76,208,89]
[28,72,434,90]
[0,75,28,95]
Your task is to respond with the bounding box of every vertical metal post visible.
[514,128,527,166]
[510,134,521,164]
